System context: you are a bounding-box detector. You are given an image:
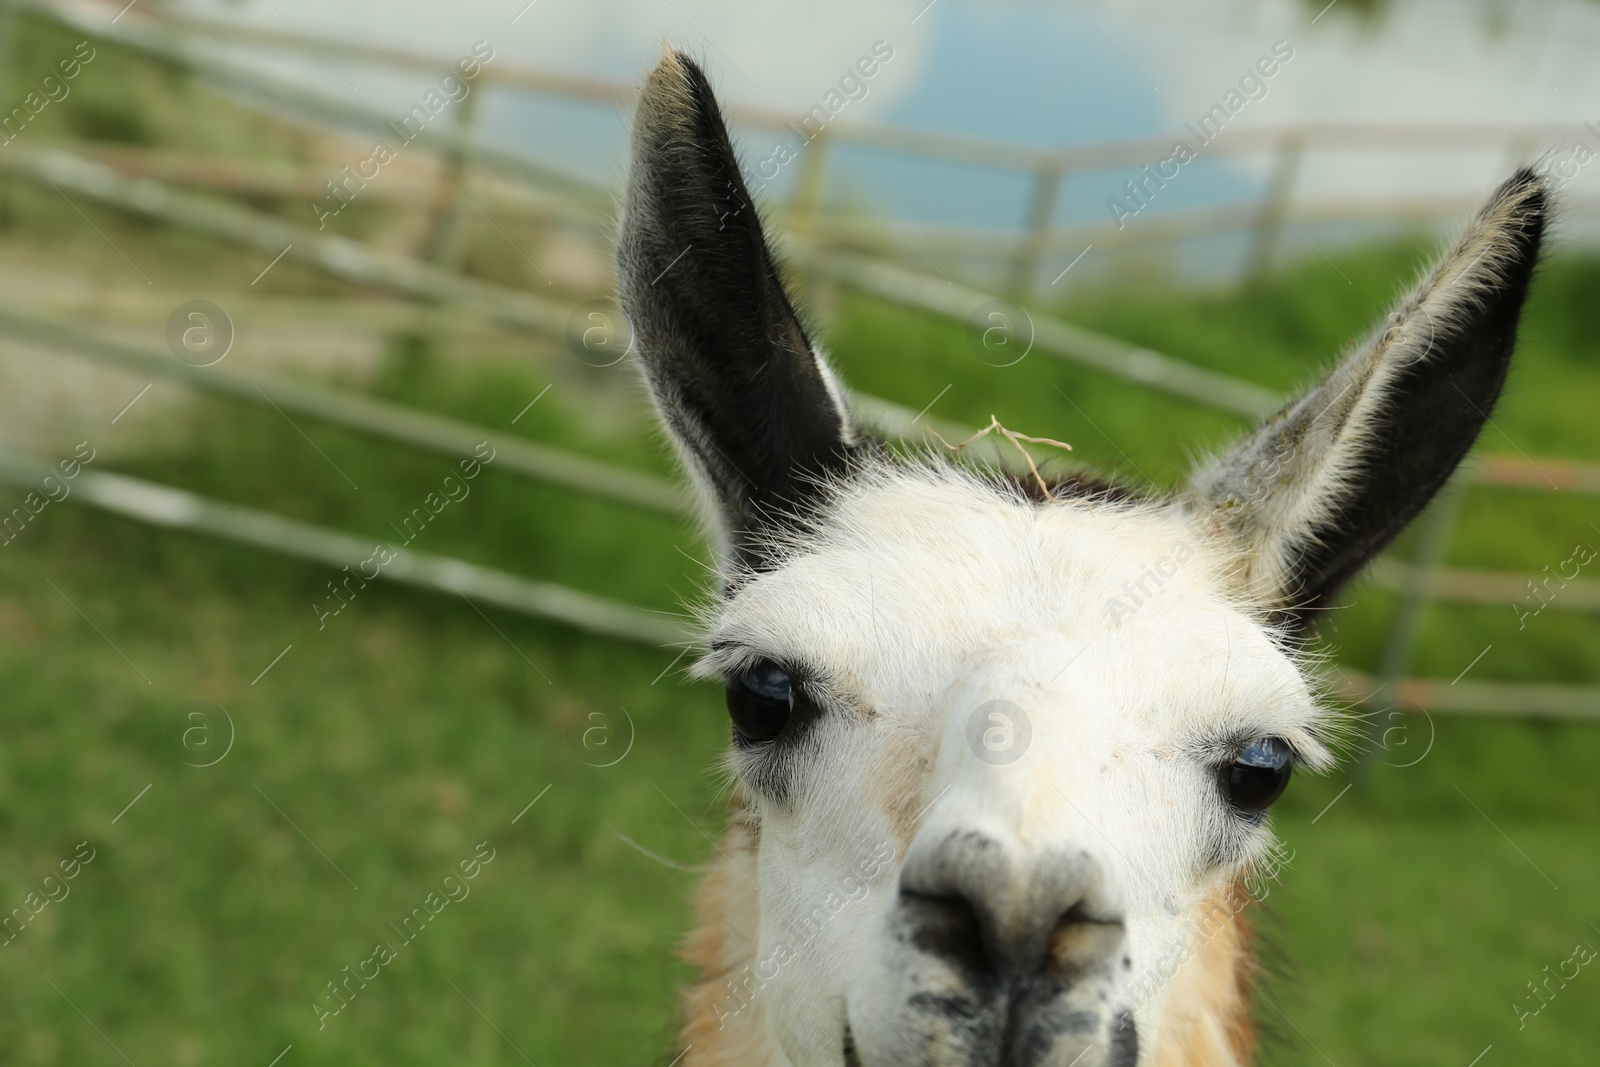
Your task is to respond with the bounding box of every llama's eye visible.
[1224,737,1292,816]
[726,661,799,744]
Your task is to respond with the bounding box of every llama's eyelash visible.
[700,643,800,683]
[700,646,845,718]
[1192,728,1326,771]
[693,642,762,681]
[1189,735,1269,767]
[703,636,847,688]
[1224,734,1301,766]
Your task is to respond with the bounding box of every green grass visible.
[0,524,719,1066]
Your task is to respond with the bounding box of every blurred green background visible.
[0,6,1596,1067]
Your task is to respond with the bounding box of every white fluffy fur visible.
[692,461,1338,1064]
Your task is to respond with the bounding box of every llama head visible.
[618,52,1547,1067]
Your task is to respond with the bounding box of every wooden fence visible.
[22,0,1600,289]
[0,0,1595,723]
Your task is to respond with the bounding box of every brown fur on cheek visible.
[677,803,790,1066]
[1149,881,1260,1067]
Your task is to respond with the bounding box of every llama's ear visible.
[618,51,859,548]
[1184,169,1548,626]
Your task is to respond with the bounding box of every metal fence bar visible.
[813,190,1600,267]
[20,0,612,211]
[1366,559,1600,612]
[1330,669,1600,720]
[815,253,1284,418]
[0,147,572,336]
[1474,453,1600,494]
[64,145,586,231]
[0,451,690,646]
[0,307,691,516]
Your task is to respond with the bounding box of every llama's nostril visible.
[1047,906,1129,983]
[898,888,991,977]
[899,887,1126,983]
[897,831,1125,981]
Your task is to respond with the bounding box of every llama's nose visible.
[897,829,1125,981]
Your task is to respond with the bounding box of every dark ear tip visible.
[1503,165,1544,189]
[1448,167,1549,294]
[638,48,714,120]
[645,48,700,88]
[1491,166,1551,232]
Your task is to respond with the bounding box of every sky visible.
[163,0,1600,274]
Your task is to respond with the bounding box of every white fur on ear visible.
[1184,169,1548,617]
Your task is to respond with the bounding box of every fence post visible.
[1007,158,1064,301]
[1357,473,1469,777]
[788,129,839,321]
[788,128,831,241]
[1244,134,1303,283]
[423,84,483,271]
[0,0,17,231]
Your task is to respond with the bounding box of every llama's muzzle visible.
[846,828,1138,1066]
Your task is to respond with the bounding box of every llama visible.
[617,51,1547,1067]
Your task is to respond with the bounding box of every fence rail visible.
[0,306,692,515]
[0,453,690,646]
[1331,670,1600,720]
[20,0,1600,290]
